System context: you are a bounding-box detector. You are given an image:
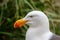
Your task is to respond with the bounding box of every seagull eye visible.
[29,16,33,18]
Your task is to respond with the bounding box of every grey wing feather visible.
[50,34,60,40]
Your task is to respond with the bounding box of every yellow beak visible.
[14,19,28,28]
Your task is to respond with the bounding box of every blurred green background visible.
[0,0,60,40]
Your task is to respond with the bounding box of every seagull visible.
[14,11,60,40]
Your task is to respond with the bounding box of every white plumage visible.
[23,11,52,40]
[23,11,60,40]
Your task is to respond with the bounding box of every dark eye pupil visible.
[30,16,33,18]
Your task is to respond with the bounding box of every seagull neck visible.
[29,25,50,35]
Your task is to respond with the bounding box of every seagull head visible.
[14,11,49,28]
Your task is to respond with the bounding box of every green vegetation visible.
[0,0,60,40]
